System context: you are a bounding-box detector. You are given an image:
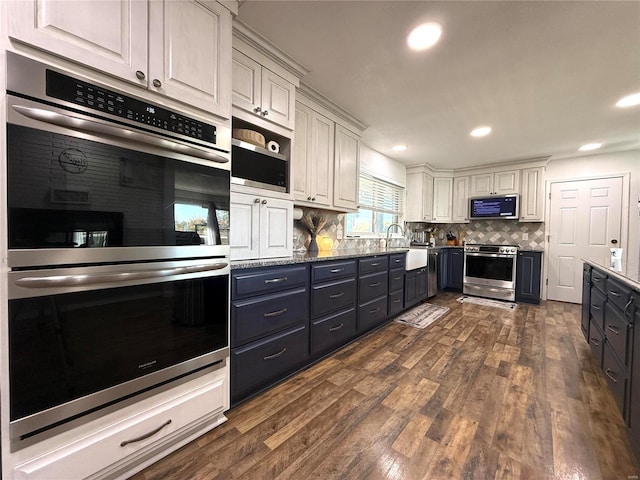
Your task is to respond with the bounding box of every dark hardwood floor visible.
[131,292,640,479]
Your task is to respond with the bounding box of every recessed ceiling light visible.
[407,22,442,51]
[616,92,640,108]
[392,145,408,151]
[470,126,492,137]
[579,143,602,151]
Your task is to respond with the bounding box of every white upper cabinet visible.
[333,125,360,211]
[232,49,295,129]
[432,177,453,223]
[520,167,545,222]
[405,171,434,222]
[9,0,232,119]
[469,169,520,196]
[452,176,470,223]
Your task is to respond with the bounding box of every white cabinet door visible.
[333,125,360,211]
[260,197,293,258]
[520,167,544,221]
[309,112,334,207]
[292,103,312,201]
[230,192,260,260]
[232,49,261,115]
[494,169,520,195]
[261,68,295,129]
[8,0,148,85]
[149,0,231,119]
[405,172,434,222]
[423,173,434,222]
[452,176,470,223]
[432,177,453,223]
[469,173,493,197]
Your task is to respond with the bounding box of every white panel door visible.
[432,177,453,222]
[292,103,312,201]
[333,125,359,210]
[547,177,623,303]
[494,170,520,194]
[309,111,334,207]
[520,167,544,221]
[229,192,260,260]
[261,69,295,129]
[232,49,261,114]
[470,173,493,197]
[8,0,148,84]
[149,0,231,118]
[260,197,293,258]
[452,176,469,223]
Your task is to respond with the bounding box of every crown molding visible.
[297,82,368,134]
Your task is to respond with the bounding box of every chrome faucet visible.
[386,223,405,243]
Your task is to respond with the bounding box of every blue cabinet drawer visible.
[590,288,606,330]
[232,325,309,398]
[388,290,403,316]
[604,301,631,366]
[606,276,634,315]
[311,260,357,283]
[588,322,604,369]
[359,255,389,275]
[232,287,309,347]
[232,265,308,299]
[311,277,357,319]
[389,267,404,292]
[358,295,388,332]
[388,253,406,271]
[359,271,389,302]
[603,342,627,418]
[310,308,357,356]
[591,268,607,294]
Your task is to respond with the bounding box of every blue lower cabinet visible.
[515,251,542,304]
[388,290,404,316]
[231,325,309,401]
[310,308,357,356]
[358,295,388,332]
[311,277,357,318]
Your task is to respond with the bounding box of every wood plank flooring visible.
[131,292,640,479]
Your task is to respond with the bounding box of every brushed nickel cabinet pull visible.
[264,277,287,284]
[609,290,620,297]
[605,369,618,383]
[264,348,287,360]
[624,298,634,317]
[330,292,345,299]
[589,338,599,347]
[607,325,620,335]
[264,308,287,318]
[369,307,380,314]
[120,419,171,447]
[369,282,381,287]
[393,299,401,303]
[394,276,402,280]
[591,304,600,310]
[330,268,344,273]
[329,323,344,332]
[371,262,381,266]
[593,277,601,282]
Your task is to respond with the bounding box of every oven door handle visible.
[464,252,515,259]
[14,263,228,289]
[11,104,230,164]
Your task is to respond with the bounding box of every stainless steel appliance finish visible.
[231,138,288,193]
[427,250,439,298]
[463,244,518,301]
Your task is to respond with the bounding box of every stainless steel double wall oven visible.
[6,53,231,448]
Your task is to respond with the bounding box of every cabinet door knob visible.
[135,70,146,80]
[152,79,162,88]
[311,197,316,201]
[254,198,261,203]
[261,110,269,117]
[254,106,262,113]
[307,196,312,201]
[261,199,268,205]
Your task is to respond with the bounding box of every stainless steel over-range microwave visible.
[469,194,520,220]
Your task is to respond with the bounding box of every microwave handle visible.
[11,104,230,164]
[14,262,228,289]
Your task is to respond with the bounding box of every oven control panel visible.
[45,69,217,145]
[464,244,518,255]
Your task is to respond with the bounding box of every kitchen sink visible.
[406,248,429,271]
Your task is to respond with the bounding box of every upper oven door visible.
[8,96,231,268]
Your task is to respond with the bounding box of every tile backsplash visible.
[293,208,545,252]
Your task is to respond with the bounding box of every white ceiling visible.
[236,1,640,170]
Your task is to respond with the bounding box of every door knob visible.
[254,198,261,203]
[152,79,162,88]
[262,199,268,205]
[611,239,618,244]
[261,110,269,117]
[253,107,262,113]
[135,70,146,80]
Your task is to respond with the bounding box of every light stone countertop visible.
[583,258,640,290]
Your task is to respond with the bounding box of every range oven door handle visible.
[464,252,516,259]
[11,104,230,164]
[14,263,228,289]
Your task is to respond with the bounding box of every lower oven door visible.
[8,258,229,446]
[463,252,516,289]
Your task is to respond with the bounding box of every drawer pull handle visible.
[264,348,287,360]
[264,308,287,318]
[330,268,345,273]
[624,298,634,317]
[393,299,401,303]
[329,323,344,332]
[593,277,601,282]
[370,282,381,287]
[609,290,620,297]
[330,292,345,299]
[589,338,600,347]
[394,276,402,280]
[371,262,381,266]
[265,277,287,284]
[369,307,381,314]
[607,325,620,335]
[605,368,618,383]
[120,419,171,447]
[591,305,600,310]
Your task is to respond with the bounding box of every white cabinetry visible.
[230,190,293,260]
[469,169,520,196]
[405,171,434,222]
[293,102,334,207]
[432,177,453,223]
[520,167,545,221]
[232,49,295,129]
[333,125,360,210]
[452,176,470,223]
[9,0,232,119]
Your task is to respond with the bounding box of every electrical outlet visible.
[522,233,529,241]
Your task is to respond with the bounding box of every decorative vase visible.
[308,233,319,254]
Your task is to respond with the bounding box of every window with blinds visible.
[345,172,404,235]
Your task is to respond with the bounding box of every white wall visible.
[546,148,640,273]
[359,144,406,187]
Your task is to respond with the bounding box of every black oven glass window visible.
[466,256,514,281]
[8,275,229,422]
[7,124,230,248]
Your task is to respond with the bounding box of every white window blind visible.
[358,172,404,215]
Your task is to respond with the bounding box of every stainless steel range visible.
[463,244,518,302]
